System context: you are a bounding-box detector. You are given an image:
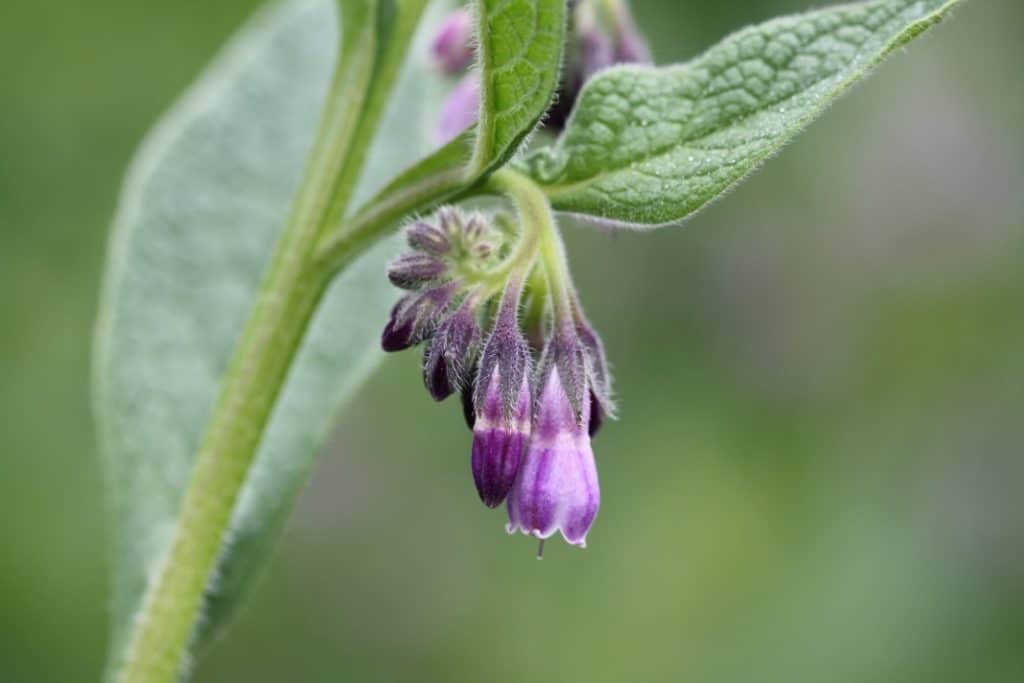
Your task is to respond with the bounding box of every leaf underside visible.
[94,0,452,674]
[520,0,961,228]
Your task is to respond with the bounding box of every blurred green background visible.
[2,0,1022,681]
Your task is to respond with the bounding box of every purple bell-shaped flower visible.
[506,327,600,547]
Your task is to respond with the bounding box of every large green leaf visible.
[93,0,451,674]
[520,0,962,227]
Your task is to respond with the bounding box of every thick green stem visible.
[113,3,417,679]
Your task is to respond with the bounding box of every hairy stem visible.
[113,3,421,679]
[485,169,572,320]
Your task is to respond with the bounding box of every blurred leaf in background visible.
[1,1,1022,682]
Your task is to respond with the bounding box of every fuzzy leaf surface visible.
[520,0,961,227]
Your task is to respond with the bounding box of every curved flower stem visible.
[485,169,574,324]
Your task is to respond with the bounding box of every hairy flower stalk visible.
[381,170,614,551]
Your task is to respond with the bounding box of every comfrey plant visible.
[93,0,964,681]
[383,203,611,548]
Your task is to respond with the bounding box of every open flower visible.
[506,327,600,547]
[505,327,598,548]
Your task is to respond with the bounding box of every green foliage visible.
[93,0,449,674]
[470,0,566,174]
[520,0,961,227]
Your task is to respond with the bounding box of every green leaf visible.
[520,0,962,227]
[93,0,451,673]
[469,0,566,174]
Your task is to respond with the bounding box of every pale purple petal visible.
[506,370,600,547]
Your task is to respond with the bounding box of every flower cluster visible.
[429,0,652,143]
[381,208,615,551]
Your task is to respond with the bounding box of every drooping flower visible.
[506,326,600,547]
[470,278,532,507]
[379,205,615,550]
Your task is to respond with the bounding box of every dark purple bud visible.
[430,8,475,75]
[406,220,451,255]
[472,370,531,507]
[387,252,448,290]
[469,277,532,507]
[434,73,479,145]
[381,281,459,352]
[506,364,600,547]
[423,298,481,401]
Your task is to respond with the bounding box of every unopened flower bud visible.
[434,73,480,145]
[430,8,475,75]
[387,252,448,290]
[506,353,600,547]
[381,281,459,352]
[423,298,481,401]
[470,278,532,507]
[472,369,531,508]
[406,220,451,255]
